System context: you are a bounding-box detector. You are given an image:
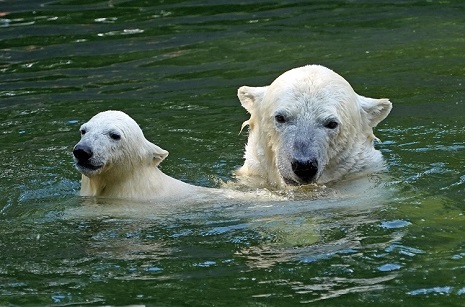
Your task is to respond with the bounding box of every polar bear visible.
[73,110,203,201]
[236,64,392,189]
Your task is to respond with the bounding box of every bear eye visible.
[109,132,121,140]
[324,121,339,129]
[80,129,86,135]
[275,114,286,124]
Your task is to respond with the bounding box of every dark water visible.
[1,0,465,305]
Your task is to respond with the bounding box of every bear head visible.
[73,110,168,178]
[238,65,392,186]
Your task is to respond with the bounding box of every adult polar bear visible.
[73,110,203,201]
[236,64,392,188]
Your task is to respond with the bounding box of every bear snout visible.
[291,158,318,183]
[73,144,93,162]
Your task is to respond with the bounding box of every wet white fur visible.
[74,111,202,201]
[236,65,392,189]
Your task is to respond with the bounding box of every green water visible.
[1,0,465,305]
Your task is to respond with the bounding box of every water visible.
[1,0,465,305]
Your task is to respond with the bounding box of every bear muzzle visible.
[73,143,103,171]
[291,158,318,184]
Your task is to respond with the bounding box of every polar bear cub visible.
[73,110,201,201]
[236,64,392,188]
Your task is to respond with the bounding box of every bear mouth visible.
[284,177,317,186]
[75,161,103,171]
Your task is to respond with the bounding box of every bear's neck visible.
[80,165,197,201]
[320,136,385,183]
[237,127,285,188]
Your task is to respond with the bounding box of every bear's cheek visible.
[325,128,354,164]
[274,134,297,175]
[275,152,294,182]
[103,145,141,172]
[268,125,290,158]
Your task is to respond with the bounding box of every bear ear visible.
[237,86,268,114]
[146,140,169,165]
[358,95,392,127]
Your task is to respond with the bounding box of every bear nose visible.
[291,159,318,183]
[73,144,93,161]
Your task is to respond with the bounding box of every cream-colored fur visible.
[236,64,392,189]
[73,110,204,201]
